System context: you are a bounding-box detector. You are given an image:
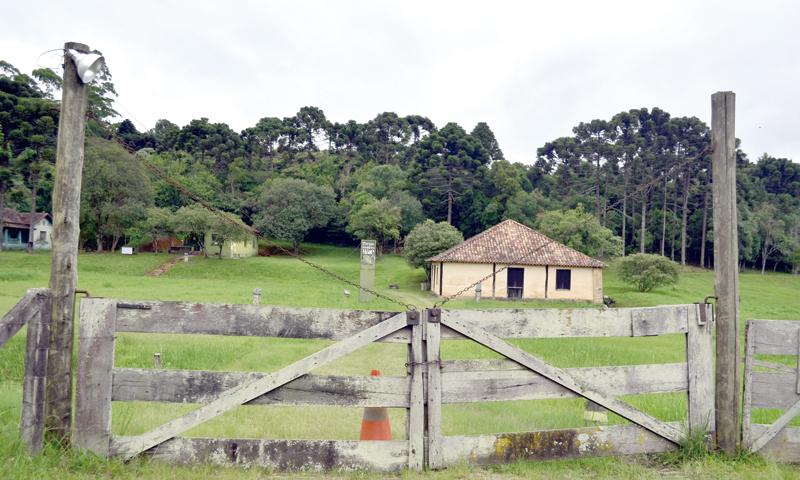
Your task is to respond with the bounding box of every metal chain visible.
[88,115,417,311]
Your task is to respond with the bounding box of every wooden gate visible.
[75,298,424,471]
[742,319,800,461]
[74,298,713,471]
[424,304,714,467]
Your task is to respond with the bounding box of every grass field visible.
[1,246,799,478]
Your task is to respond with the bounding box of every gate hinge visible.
[406,311,420,326]
[428,308,441,323]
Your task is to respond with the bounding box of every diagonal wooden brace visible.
[114,312,408,460]
[749,397,800,453]
[441,315,684,445]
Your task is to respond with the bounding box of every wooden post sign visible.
[359,240,377,302]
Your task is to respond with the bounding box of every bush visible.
[403,220,463,277]
[619,253,680,292]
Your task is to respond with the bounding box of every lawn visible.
[1,247,799,479]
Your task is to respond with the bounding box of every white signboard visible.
[121,246,134,255]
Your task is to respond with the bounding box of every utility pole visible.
[711,91,739,454]
[45,42,92,442]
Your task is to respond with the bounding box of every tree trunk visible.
[761,242,769,275]
[111,235,120,252]
[152,237,158,254]
[640,192,647,253]
[0,190,5,252]
[700,190,709,268]
[621,170,628,257]
[660,175,667,256]
[95,233,104,252]
[28,172,37,254]
[595,156,601,221]
[680,175,690,265]
[447,189,453,225]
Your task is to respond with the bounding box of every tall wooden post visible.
[711,91,739,454]
[46,41,91,442]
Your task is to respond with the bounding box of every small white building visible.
[428,219,605,303]
[1,208,52,250]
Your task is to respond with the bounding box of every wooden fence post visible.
[74,298,117,456]
[20,289,51,454]
[686,302,714,439]
[407,311,424,471]
[46,41,92,441]
[425,308,443,469]
[711,91,740,454]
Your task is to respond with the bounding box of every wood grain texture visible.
[712,90,740,454]
[115,300,409,342]
[20,289,51,454]
[74,298,117,456]
[686,303,715,436]
[112,368,410,407]
[438,305,689,340]
[114,313,407,460]
[426,310,443,469]
[0,288,44,347]
[749,399,800,453]
[750,319,800,355]
[407,316,424,471]
[441,361,688,403]
[742,320,756,447]
[441,313,683,444]
[440,423,679,466]
[111,437,409,471]
[46,42,91,440]
[749,425,800,462]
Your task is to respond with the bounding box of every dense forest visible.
[1,60,798,273]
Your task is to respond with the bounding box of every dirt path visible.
[146,256,183,277]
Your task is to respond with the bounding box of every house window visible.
[39,231,47,242]
[555,269,571,290]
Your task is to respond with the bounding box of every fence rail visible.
[71,298,715,471]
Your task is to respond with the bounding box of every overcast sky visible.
[3,0,799,164]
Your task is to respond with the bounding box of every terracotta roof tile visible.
[0,208,50,229]
[428,219,605,268]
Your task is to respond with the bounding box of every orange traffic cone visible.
[359,370,392,440]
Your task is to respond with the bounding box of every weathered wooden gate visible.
[74,298,714,471]
[742,319,800,461]
[424,304,714,467]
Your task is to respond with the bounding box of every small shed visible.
[428,219,604,303]
[203,232,259,259]
[1,208,52,250]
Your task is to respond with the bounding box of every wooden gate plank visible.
[441,314,683,445]
[113,313,407,460]
[74,298,117,456]
[0,288,45,348]
[19,289,50,454]
[407,314,424,471]
[426,310,444,469]
[749,398,800,453]
[686,303,714,436]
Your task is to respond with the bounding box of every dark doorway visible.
[507,268,524,299]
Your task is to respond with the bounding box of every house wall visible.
[2,220,52,250]
[32,220,52,250]
[204,233,258,259]
[434,262,603,303]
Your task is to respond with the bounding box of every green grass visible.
[1,247,800,478]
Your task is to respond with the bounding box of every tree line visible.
[1,60,798,272]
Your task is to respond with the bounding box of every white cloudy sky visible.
[2,0,799,163]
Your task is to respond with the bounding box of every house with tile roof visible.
[1,208,52,250]
[428,219,604,303]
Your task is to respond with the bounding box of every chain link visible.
[89,116,417,311]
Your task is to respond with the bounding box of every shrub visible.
[403,220,463,277]
[619,253,680,292]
